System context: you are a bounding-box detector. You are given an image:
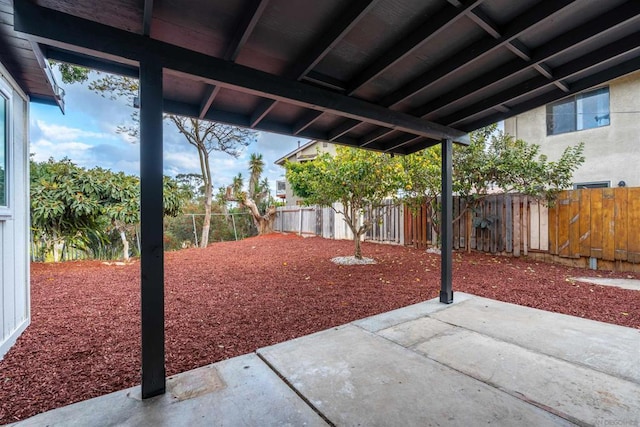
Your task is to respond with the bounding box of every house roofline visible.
[274,139,318,165]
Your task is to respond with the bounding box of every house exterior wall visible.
[279,141,337,206]
[504,70,640,188]
[0,64,30,359]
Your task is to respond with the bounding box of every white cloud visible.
[36,120,113,142]
[31,67,310,191]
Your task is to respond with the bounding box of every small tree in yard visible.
[56,64,258,249]
[285,146,403,259]
[169,117,256,247]
[227,153,277,235]
[401,124,585,249]
[31,158,187,261]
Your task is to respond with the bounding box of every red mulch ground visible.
[1,233,639,423]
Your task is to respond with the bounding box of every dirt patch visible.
[1,234,638,423]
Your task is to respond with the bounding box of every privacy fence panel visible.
[403,194,548,256]
[548,187,640,264]
[275,203,399,244]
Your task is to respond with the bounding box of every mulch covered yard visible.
[1,233,639,423]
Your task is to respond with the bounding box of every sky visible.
[30,69,308,194]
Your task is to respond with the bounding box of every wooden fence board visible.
[558,194,570,257]
[453,199,460,250]
[505,195,513,253]
[578,189,591,257]
[490,197,497,253]
[530,201,540,250]
[522,196,528,256]
[614,188,628,261]
[602,189,615,261]
[548,199,558,255]
[513,195,521,257]
[539,203,549,251]
[590,189,603,259]
[628,188,640,263]
[569,191,580,258]
[497,197,505,252]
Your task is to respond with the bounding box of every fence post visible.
[231,214,238,241]
[191,214,199,247]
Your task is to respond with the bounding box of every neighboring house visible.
[504,70,640,189]
[0,13,63,358]
[274,139,337,206]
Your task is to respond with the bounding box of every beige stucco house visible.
[274,140,337,206]
[504,70,640,189]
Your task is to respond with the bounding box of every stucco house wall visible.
[0,64,31,359]
[504,70,640,188]
[275,140,337,206]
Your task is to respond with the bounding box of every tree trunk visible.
[200,183,212,248]
[242,198,276,235]
[120,230,130,261]
[354,233,362,259]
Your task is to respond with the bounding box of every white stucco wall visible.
[280,141,337,206]
[504,70,640,188]
[0,65,30,360]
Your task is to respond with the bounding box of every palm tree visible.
[248,153,264,200]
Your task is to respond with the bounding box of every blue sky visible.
[30,69,307,193]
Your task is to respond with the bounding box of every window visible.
[546,87,610,135]
[573,181,610,189]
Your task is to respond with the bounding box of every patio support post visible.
[139,60,166,398]
[440,138,454,303]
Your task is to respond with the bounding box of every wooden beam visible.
[380,0,575,108]
[142,0,154,36]
[411,1,640,118]
[139,60,165,399]
[441,30,640,126]
[225,0,270,62]
[440,139,454,303]
[199,0,270,118]
[253,0,376,128]
[346,0,484,95]
[286,0,378,80]
[14,1,469,143]
[461,54,640,131]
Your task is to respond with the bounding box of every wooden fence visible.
[404,194,549,256]
[276,188,640,271]
[274,202,403,244]
[548,188,640,264]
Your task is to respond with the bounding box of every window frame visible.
[0,77,12,219]
[573,181,610,190]
[546,86,610,136]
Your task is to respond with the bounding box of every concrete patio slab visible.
[429,295,640,383]
[414,327,639,424]
[572,277,640,291]
[258,324,574,426]
[10,354,327,427]
[8,293,640,426]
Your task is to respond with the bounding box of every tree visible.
[169,116,256,247]
[401,125,585,249]
[55,64,257,248]
[228,153,277,235]
[31,157,187,261]
[285,146,403,259]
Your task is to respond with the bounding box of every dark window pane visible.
[547,99,575,135]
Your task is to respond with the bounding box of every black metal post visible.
[139,61,166,398]
[440,138,454,304]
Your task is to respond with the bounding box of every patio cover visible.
[10,0,640,399]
